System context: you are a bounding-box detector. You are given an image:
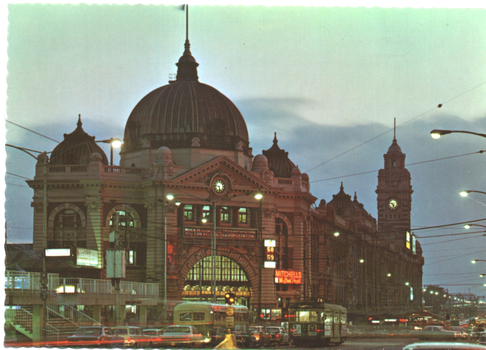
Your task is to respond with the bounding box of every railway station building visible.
[6,16,424,340]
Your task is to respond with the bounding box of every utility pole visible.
[107,212,125,326]
[212,199,217,303]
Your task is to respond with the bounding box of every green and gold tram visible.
[174,302,251,345]
[288,300,347,347]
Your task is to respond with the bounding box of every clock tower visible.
[376,127,413,238]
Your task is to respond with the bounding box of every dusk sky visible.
[3,2,486,295]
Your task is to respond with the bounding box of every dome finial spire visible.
[393,117,397,141]
[176,4,199,81]
[185,4,189,42]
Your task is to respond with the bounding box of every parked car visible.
[415,326,463,341]
[142,328,166,347]
[157,325,210,348]
[404,342,486,350]
[265,326,289,345]
[66,326,124,348]
[234,326,252,347]
[449,326,470,339]
[249,326,271,347]
[111,325,156,347]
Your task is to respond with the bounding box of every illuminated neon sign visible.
[274,269,302,284]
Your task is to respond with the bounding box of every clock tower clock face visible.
[389,198,398,210]
[213,179,226,194]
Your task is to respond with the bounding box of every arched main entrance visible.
[182,256,252,306]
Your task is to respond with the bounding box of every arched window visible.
[109,210,134,228]
[186,256,248,283]
[50,205,86,248]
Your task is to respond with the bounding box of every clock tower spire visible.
[376,119,413,238]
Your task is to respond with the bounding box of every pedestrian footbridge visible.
[5,270,159,343]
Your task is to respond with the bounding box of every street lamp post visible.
[97,138,122,166]
[161,193,178,322]
[430,129,486,140]
[472,259,486,263]
[212,199,217,303]
[6,144,49,342]
[459,190,486,197]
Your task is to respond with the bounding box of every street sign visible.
[226,316,234,329]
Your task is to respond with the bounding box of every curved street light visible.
[96,138,122,166]
[6,144,49,342]
[472,259,486,264]
[464,224,486,230]
[459,190,486,197]
[430,129,486,139]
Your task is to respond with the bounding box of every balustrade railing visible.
[5,271,59,291]
[45,164,146,177]
[6,271,159,298]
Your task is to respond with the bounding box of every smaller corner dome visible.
[50,116,108,166]
[262,132,296,178]
[302,173,309,182]
[252,154,268,170]
[387,138,402,153]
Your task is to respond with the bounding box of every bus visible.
[288,300,347,347]
[173,302,251,346]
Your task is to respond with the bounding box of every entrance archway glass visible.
[183,256,251,304]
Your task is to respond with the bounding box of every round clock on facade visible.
[213,179,226,194]
[388,198,398,210]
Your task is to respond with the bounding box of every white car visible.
[404,342,486,350]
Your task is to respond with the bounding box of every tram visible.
[288,300,347,347]
[173,302,251,345]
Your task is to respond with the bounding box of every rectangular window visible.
[193,312,205,321]
[184,205,194,221]
[128,250,136,265]
[221,207,231,223]
[238,208,248,224]
[202,205,211,223]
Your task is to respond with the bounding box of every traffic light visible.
[225,292,236,305]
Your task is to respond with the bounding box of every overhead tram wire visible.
[305,80,486,174]
[411,217,486,231]
[310,150,485,183]
[6,120,60,144]
[415,229,485,239]
[420,235,484,246]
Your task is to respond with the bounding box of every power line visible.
[416,230,485,239]
[310,150,484,183]
[6,120,60,143]
[6,172,32,180]
[421,235,484,246]
[412,217,486,232]
[305,80,486,173]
